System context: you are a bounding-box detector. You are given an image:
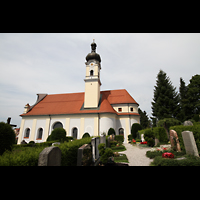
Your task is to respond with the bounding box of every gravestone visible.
[38,146,61,166]
[100,135,106,145]
[91,137,100,163]
[183,121,193,126]
[77,143,91,166]
[181,131,199,157]
[155,138,160,146]
[169,130,181,152]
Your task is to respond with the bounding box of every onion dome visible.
[86,40,101,63]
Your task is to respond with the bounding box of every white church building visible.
[17,41,140,144]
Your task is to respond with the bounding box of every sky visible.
[0,33,200,127]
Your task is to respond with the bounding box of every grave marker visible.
[181,131,199,157]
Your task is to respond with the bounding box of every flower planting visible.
[162,152,174,158]
[140,141,147,144]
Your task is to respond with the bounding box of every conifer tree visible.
[138,108,149,129]
[151,70,179,120]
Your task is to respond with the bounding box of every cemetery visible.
[1,120,200,166]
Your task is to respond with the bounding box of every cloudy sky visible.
[0,33,200,127]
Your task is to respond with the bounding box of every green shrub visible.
[128,134,133,142]
[0,146,44,166]
[153,127,168,143]
[47,128,67,142]
[98,143,105,156]
[131,123,142,139]
[82,132,90,138]
[170,124,200,151]
[152,154,200,166]
[115,135,124,144]
[110,140,117,147]
[58,137,92,166]
[0,122,16,155]
[144,129,155,147]
[108,128,116,135]
[100,148,113,164]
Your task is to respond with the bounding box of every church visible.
[17,41,140,144]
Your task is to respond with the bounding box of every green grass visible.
[111,145,126,152]
[114,154,129,163]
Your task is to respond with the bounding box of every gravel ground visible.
[118,143,153,166]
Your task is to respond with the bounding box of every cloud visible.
[0,33,200,127]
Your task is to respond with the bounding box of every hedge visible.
[153,127,168,143]
[57,137,92,166]
[0,138,92,166]
[170,124,200,152]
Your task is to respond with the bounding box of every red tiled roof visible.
[20,89,139,117]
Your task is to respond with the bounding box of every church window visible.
[72,127,78,139]
[37,128,43,140]
[24,128,30,138]
[118,108,122,112]
[119,128,124,135]
[130,107,133,112]
[90,70,94,76]
[53,122,63,130]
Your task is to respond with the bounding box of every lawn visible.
[111,144,129,163]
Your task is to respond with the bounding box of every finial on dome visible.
[91,40,97,52]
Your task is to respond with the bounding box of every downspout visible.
[48,115,51,136]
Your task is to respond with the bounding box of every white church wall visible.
[84,117,94,137]
[99,114,116,135]
[69,117,81,139]
[34,118,46,143]
[49,117,66,136]
[22,119,34,143]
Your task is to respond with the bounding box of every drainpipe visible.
[48,115,51,136]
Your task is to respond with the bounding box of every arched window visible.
[72,127,78,139]
[119,128,124,135]
[37,128,43,140]
[90,70,94,76]
[53,122,63,130]
[24,128,30,138]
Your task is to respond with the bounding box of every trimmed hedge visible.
[170,124,200,152]
[58,137,92,166]
[115,135,124,143]
[152,155,200,166]
[153,127,168,143]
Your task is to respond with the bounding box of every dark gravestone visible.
[38,146,61,166]
[77,143,91,166]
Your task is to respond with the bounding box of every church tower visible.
[84,40,102,108]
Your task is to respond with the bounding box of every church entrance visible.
[72,127,78,139]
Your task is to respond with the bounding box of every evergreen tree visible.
[151,70,179,120]
[177,77,190,122]
[187,74,200,117]
[138,108,149,129]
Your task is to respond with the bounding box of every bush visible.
[131,123,142,139]
[82,132,90,138]
[108,128,116,135]
[115,135,124,144]
[152,154,200,166]
[0,146,44,166]
[153,127,168,143]
[47,128,67,142]
[170,124,200,152]
[128,134,133,142]
[98,143,105,156]
[100,148,113,165]
[144,129,155,147]
[58,137,92,166]
[0,122,16,155]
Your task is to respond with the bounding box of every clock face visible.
[90,62,95,67]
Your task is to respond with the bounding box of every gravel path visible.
[118,143,153,166]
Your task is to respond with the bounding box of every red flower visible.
[162,152,174,159]
[140,141,147,144]
[132,139,136,143]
